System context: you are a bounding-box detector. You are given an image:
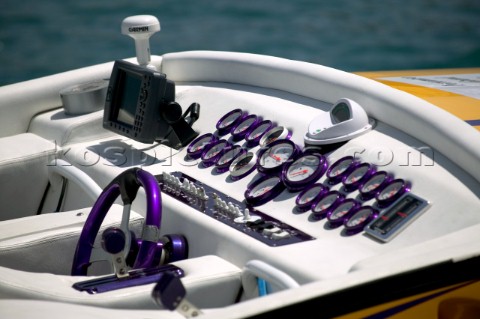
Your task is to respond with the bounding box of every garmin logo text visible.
[129,26,149,32]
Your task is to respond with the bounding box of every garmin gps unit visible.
[103,60,199,148]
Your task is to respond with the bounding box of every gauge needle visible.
[269,154,281,161]
[290,169,308,176]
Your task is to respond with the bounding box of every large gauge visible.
[282,154,328,191]
[257,139,300,174]
[245,175,285,207]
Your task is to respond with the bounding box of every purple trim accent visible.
[231,114,260,141]
[326,156,356,185]
[162,234,189,263]
[358,171,392,201]
[341,162,376,193]
[215,145,246,173]
[245,120,274,147]
[186,133,217,159]
[327,198,360,227]
[256,139,301,175]
[216,108,245,136]
[295,183,329,212]
[200,139,231,168]
[311,190,344,219]
[343,206,378,235]
[244,175,286,207]
[375,178,409,208]
[282,154,328,192]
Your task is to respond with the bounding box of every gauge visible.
[311,190,344,219]
[229,151,257,180]
[358,171,391,200]
[245,175,285,206]
[245,120,274,147]
[327,199,360,227]
[325,156,356,185]
[215,145,246,173]
[201,139,231,167]
[186,133,217,159]
[231,114,260,141]
[342,163,375,192]
[344,206,378,235]
[282,154,328,191]
[259,126,292,147]
[376,179,409,208]
[257,139,300,174]
[216,109,245,135]
[295,183,328,212]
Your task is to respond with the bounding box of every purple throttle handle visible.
[71,168,162,276]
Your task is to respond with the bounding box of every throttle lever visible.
[101,227,129,278]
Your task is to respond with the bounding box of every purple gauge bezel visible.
[327,198,360,227]
[215,145,246,173]
[375,178,410,208]
[231,114,261,141]
[326,156,357,185]
[186,133,217,159]
[245,120,274,147]
[201,139,231,168]
[311,190,345,219]
[259,126,292,147]
[358,170,392,201]
[229,151,257,181]
[244,175,286,207]
[295,183,329,212]
[343,206,379,235]
[257,139,301,175]
[282,153,328,192]
[216,108,245,136]
[342,162,376,193]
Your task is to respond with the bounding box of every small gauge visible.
[259,126,292,147]
[201,139,231,167]
[311,190,344,219]
[344,206,378,235]
[295,183,328,212]
[327,199,360,227]
[326,156,356,185]
[187,133,217,159]
[216,109,245,135]
[229,151,257,180]
[215,145,246,173]
[342,163,376,192]
[282,154,328,191]
[257,139,300,174]
[231,114,260,141]
[376,179,409,208]
[245,120,274,147]
[358,171,391,200]
[245,175,285,206]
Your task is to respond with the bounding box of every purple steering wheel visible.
[71,168,174,276]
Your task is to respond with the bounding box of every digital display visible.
[331,102,351,124]
[365,193,429,242]
[116,71,142,127]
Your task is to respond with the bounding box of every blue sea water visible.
[1,0,479,86]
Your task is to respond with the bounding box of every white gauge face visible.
[346,208,372,227]
[233,117,256,134]
[344,165,369,185]
[330,201,355,221]
[218,111,242,129]
[313,193,338,212]
[217,147,242,166]
[377,180,404,201]
[329,158,353,177]
[286,155,320,182]
[249,177,281,198]
[361,173,387,193]
[297,185,324,205]
[260,143,294,169]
